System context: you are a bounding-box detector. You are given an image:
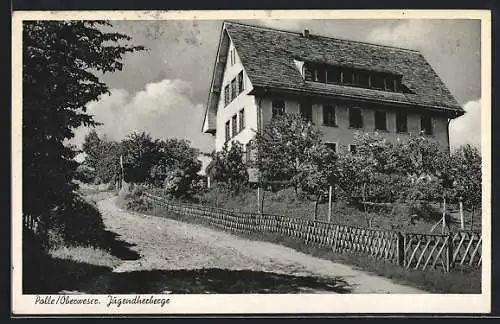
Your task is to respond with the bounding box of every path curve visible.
[98,197,426,294]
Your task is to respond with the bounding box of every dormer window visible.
[301,61,404,93]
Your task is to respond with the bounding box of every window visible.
[349,107,363,129]
[272,99,285,118]
[343,68,354,84]
[238,71,244,94]
[225,121,230,142]
[326,66,341,83]
[231,79,238,101]
[246,140,255,162]
[374,111,387,131]
[421,114,433,135]
[359,71,370,87]
[229,49,235,65]
[238,109,245,132]
[231,115,237,137]
[372,73,385,89]
[323,105,336,127]
[314,66,326,83]
[349,144,357,154]
[325,142,337,153]
[396,111,407,133]
[224,84,230,106]
[300,61,405,93]
[300,102,313,123]
[393,78,400,92]
[303,63,314,81]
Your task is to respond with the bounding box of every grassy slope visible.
[22,186,124,294]
[188,186,481,233]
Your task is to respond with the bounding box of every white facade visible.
[214,39,258,152]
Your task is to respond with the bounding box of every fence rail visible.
[144,193,483,272]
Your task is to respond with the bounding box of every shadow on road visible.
[82,268,352,294]
[97,230,140,261]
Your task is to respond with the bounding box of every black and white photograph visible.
[12,10,491,314]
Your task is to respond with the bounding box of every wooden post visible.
[257,185,260,213]
[447,232,454,272]
[459,197,464,230]
[397,232,405,267]
[328,185,332,222]
[442,197,446,234]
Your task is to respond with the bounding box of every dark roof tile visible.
[225,22,463,113]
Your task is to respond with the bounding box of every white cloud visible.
[449,98,482,151]
[366,20,430,50]
[71,79,214,153]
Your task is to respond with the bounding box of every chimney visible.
[302,29,310,38]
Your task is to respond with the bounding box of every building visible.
[202,21,465,155]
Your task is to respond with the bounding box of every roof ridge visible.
[223,20,421,54]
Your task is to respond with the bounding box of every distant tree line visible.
[78,130,203,200]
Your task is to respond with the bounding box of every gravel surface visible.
[97,197,426,294]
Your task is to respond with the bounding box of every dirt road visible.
[97,197,426,294]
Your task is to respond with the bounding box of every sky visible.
[71,18,482,156]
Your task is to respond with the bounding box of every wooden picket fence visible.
[144,193,482,272]
[23,213,40,234]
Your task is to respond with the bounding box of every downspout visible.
[446,117,451,153]
[256,87,268,214]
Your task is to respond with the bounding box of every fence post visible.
[447,232,454,271]
[397,232,404,267]
[459,197,464,230]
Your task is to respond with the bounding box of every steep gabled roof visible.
[223,21,464,115]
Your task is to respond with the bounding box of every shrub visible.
[37,196,107,249]
[125,185,153,212]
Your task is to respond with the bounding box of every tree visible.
[209,142,248,194]
[450,144,482,229]
[121,132,158,184]
[81,130,122,184]
[294,143,339,220]
[150,138,202,199]
[23,20,144,239]
[254,113,324,192]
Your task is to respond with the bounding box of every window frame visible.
[224,84,230,106]
[349,107,363,129]
[322,104,337,127]
[300,101,313,123]
[237,71,244,94]
[231,114,238,138]
[396,110,408,133]
[325,142,338,153]
[231,79,238,101]
[238,108,245,132]
[348,144,357,154]
[374,110,387,131]
[225,120,230,142]
[272,99,286,118]
[421,114,434,135]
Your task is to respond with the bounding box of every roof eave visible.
[202,23,226,134]
[250,85,464,117]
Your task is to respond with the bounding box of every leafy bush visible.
[124,185,154,212]
[39,196,107,249]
